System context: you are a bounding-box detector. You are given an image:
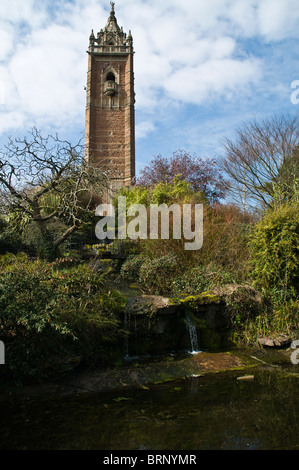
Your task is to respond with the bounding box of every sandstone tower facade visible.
[85,2,135,196]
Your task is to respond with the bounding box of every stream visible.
[1,355,299,450]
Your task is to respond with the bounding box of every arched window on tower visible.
[104,72,117,96]
[106,72,115,82]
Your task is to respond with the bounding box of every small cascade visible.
[123,308,201,359]
[185,311,200,354]
[123,311,143,360]
[123,310,129,359]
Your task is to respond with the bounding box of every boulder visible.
[258,335,292,348]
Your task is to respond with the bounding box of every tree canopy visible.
[137,150,227,204]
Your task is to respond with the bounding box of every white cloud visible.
[133,16,261,112]
[257,0,299,41]
[228,0,258,37]
[9,24,86,122]
[1,1,93,134]
[136,121,156,139]
[163,57,261,105]
[0,0,46,26]
[0,110,25,134]
[0,82,6,106]
[0,23,15,62]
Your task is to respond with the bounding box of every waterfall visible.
[124,308,201,359]
[185,312,200,354]
[123,310,129,359]
[123,311,140,360]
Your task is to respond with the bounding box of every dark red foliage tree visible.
[137,150,227,204]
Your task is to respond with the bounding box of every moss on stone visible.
[178,292,221,307]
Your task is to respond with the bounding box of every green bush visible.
[115,177,205,207]
[233,202,299,344]
[249,202,299,297]
[171,265,237,294]
[139,254,182,294]
[0,254,125,386]
[48,256,81,270]
[21,220,73,257]
[119,254,145,282]
[0,218,23,254]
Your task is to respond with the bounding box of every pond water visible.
[1,361,299,450]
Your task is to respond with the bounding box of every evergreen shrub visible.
[249,202,299,297]
[0,254,124,385]
[139,254,182,294]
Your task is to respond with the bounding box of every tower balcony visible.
[104,81,118,96]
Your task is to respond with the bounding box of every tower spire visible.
[105,1,120,33]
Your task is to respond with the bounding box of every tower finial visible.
[110,1,115,12]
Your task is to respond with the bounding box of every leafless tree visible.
[218,114,299,211]
[0,128,109,259]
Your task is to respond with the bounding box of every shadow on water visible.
[1,362,299,450]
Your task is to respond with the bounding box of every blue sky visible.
[0,0,298,177]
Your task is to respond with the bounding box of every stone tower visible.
[85,2,135,197]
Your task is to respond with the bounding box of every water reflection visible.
[1,366,299,450]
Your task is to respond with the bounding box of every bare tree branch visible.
[0,128,110,259]
[217,114,299,211]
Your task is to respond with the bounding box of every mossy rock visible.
[125,295,180,317]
